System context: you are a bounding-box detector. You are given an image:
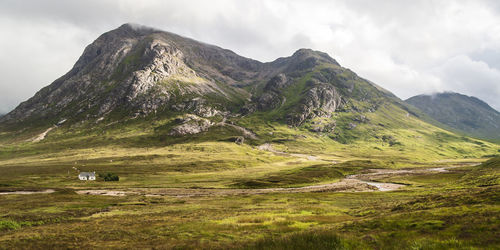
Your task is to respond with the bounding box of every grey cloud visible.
[433,55,500,110]
[469,49,500,70]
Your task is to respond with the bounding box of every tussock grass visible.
[244,230,346,250]
[231,164,344,188]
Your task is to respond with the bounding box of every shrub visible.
[99,173,119,181]
[0,220,21,231]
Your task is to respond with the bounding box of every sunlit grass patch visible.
[243,230,349,250]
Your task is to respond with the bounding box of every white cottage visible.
[79,172,96,181]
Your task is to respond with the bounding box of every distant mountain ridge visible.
[406,92,500,141]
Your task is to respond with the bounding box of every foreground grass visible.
[245,231,347,250]
[0,187,497,249]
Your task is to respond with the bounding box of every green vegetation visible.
[245,231,345,250]
[231,164,344,188]
[100,172,119,181]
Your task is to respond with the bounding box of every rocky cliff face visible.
[286,80,343,126]
[406,92,500,141]
[1,24,398,139]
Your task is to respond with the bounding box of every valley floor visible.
[75,167,448,197]
[0,142,498,249]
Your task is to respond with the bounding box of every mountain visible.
[0,24,356,126]
[0,23,497,160]
[0,23,393,130]
[406,92,500,141]
[0,24,261,125]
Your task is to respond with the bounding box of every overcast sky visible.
[1,0,500,113]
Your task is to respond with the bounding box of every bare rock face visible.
[168,114,213,136]
[124,40,193,101]
[171,98,221,118]
[94,37,230,117]
[256,74,289,110]
[287,80,342,126]
[242,50,358,127]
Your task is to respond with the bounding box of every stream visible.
[0,189,55,195]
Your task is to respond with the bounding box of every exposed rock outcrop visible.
[256,74,289,110]
[287,80,343,126]
[168,114,213,136]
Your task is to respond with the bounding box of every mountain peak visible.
[267,48,339,73]
[291,48,339,65]
[102,23,159,39]
[119,23,155,31]
[431,91,462,98]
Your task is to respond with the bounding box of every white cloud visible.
[0,0,500,113]
[0,18,96,113]
[433,55,500,109]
